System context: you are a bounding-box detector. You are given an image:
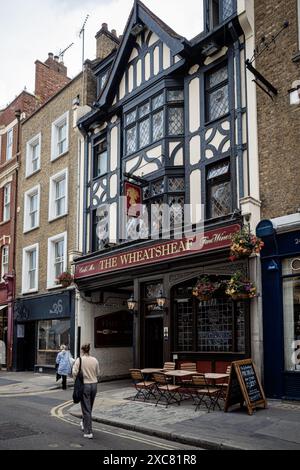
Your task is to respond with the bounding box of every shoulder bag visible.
[72,357,84,404]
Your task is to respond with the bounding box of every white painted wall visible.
[77,293,133,379]
[189,77,200,133]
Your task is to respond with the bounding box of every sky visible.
[0,0,204,109]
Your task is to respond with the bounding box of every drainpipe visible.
[6,109,21,370]
[234,38,245,201]
[80,125,90,255]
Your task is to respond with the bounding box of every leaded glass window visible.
[168,195,184,228]
[139,102,150,118]
[139,118,150,148]
[152,93,164,110]
[168,90,184,102]
[207,160,232,219]
[94,138,107,178]
[222,0,234,20]
[168,177,185,192]
[206,64,229,122]
[153,111,164,140]
[168,107,184,135]
[151,179,164,196]
[126,126,137,154]
[174,282,247,354]
[126,110,136,125]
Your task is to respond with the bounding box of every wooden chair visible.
[152,372,183,408]
[179,362,198,386]
[191,374,220,412]
[163,362,176,371]
[217,365,231,399]
[129,369,156,401]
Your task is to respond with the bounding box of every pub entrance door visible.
[144,316,163,368]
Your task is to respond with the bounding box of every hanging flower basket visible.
[56,271,74,288]
[226,271,257,300]
[192,276,222,301]
[229,227,264,262]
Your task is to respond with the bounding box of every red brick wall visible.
[35,60,71,104]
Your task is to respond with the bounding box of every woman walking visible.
[56,345,74,390]
[73,344,100,439]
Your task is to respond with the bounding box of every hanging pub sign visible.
[225,359,267,416]
[124,181,142,218]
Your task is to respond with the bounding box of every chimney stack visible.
[35,53,70,104]
[95,22,120,61]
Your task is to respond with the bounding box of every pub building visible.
[73,1,263,379]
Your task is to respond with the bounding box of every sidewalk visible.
[0,371,73,394]
[69,380,300,450]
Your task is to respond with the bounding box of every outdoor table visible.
[165,370,196,384]
[141,368,164,374]
[204,373,230,410]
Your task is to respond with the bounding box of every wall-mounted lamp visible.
[127,295,138,314]
[156,290,167,311]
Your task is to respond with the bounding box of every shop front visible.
[75,224,254,377]
[14,290,75,372]
[257,215,300,399]
[0,305,7,369]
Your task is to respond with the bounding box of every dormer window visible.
[206,0,235,31]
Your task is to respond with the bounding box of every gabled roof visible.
[99,0,190,108]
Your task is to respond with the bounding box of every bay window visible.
[206,64,229,122]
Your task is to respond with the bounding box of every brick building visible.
[13,28,119,372]
[0,54,71,370]
[254,0,300,399]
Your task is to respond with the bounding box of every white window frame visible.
[47,232,67,289]
[22,243,39,294]
[1,245,9,280]
[26,133,41,177]
[6,128,13,161]
[3,183,11,222]
[23,185,41,233]
[48,168,68,221]
[51,111,69,161]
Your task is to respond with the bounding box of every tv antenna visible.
[59,42,74,62]
[79,14,90,67]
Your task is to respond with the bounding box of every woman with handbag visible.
[55,345,74,390]
[72,344,100,439]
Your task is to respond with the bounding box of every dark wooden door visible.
[145,316,163,368]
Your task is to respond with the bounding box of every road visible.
[0,387,199,451]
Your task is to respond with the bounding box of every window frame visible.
[22,243,39,294]
[1,245,9,280]
[23,185,41,233]
[93,136,108,179]
[3,183,11,223]
[206,159,232,220]
[48,168,68,222]
[6,128,13,161]
[124,88,184,157]
[51,111,69,161]
[47,232,67,289]
[26,132,41,177]
[205,62,230,123]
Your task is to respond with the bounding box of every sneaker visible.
[83,433,93,439]
[80,421,84,431]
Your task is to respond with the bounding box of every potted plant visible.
[56,271,74,288]
[192,276,222,301]
[226,271,257,300]
[229,227,264,262]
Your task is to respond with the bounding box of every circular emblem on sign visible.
[291,259,300,271]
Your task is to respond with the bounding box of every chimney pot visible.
[48,52,54,59]
[102,22,108,30]
[54,55,59,62]
[111,29,117,36]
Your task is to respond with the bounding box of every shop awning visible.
[0,305,7,312]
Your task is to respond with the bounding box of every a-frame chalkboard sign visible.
[224,359,267,416]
